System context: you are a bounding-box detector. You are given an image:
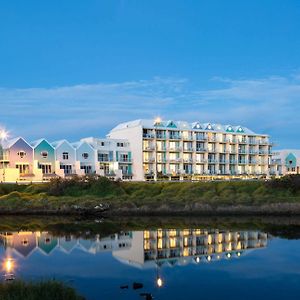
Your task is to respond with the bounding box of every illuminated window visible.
[144,231,150,239]
[157,238,163,249]
[169,229,177,237]
[184,237,188,247]
[170,237,176,248]
[183,248,189,257]
[144,240,150,250]
[157,230,163,238]
[183,229,190,236]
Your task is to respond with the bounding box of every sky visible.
[0,0,300,148]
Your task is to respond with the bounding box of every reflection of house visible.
[0,232,38,257]
[58,236,78,253]
[37,232,58,255]
[113,229,268,267]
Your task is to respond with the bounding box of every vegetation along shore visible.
[1,175,300,215]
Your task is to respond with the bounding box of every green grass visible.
[0,280,84,300]
[0,175,300,213]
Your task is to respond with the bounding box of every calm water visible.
[1,216,300,300]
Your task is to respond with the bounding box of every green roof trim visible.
[167,121,177,128]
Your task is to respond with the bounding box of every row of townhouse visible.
[0,136,132,182]
[0,118,297,182]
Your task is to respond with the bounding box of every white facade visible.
[72,141,97,175]
[81,137,132,180]
[108,119,274,181]
[271,149,300,176]
[52,140,77,177]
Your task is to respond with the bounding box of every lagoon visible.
[1,216,300,300]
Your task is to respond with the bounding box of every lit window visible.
[41,151,48,158]
[17,151,26,158]
[82,153,89,159]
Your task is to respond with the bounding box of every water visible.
[1,216,300,300]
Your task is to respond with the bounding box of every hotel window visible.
[17,151,26,158]
[62,152,69,160]
[82,152,89,159]
[117,142,124,147]
[41,151,48,158]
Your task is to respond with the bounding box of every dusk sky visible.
[0,1,300,148]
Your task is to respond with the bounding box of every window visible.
[17,151,26,158]
[41,151,48,158]
[101,142,105,146]
[82,152,89,159]
[62,152,69,160]
[117,142,124,147]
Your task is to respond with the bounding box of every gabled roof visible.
[51,139,74,149]
[2,137,33,149]
[30,138,54,149]
[71,140,95,151]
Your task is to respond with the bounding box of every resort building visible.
[108,119,274,181]
[81,137,133,180]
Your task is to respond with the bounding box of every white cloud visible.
[0,74,299,147]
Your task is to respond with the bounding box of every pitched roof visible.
[110,119,261,135]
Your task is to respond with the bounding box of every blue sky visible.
[0,0,300,148]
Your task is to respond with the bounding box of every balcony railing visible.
[144,157,155,163]
[238,149,247,154]
[183,147,194,152]
[259,150,268,155]
[143,145,155,151]
[195,135,207,141]
[118,158,132,163]
[195,159,207,163]
[143,133,155,139]
[238,160,247,164]
[182,135,194,141]
[169,134,182,140]
[169,158,181,163]
[208,159,218,163]
[169,147,182,152]
[196,148,206,152]
[98,157,113,162]
[156,134,167,139]
[238,139,248,144]
[183,158,193,163]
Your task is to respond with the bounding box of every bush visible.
[0,280,84,300]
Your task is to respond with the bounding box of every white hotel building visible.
[108,119,275,181]
[0,118,279,182]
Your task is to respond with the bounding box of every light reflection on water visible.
[0,219,300,300]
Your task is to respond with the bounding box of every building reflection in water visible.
[0,228,268,284]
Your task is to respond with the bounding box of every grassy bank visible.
[1,175,300,215]
[0,280,84,300]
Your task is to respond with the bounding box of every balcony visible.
[143,157,155,163]
[98,157,113,162]
[169,134,182,140]
[118,158,132,163]
[143,145,155,151]
[143,133,155,139]
[249,160,257,165]
[248,139,257,145]
[229,138,237,144]
[182,135,194,141]
[219,160,228,164]
[249,150,258,154]
[238,160,247,165]
[239,139,248,144]
[156,147,167,152]
[157,158,167,163]
[258,140,270,145]
[195,135,207,141]
[195,159,207,163]
[183,147,194,152]
[169,146,182,152]
[208,137,218,142]
[183,158,193,163]
[258,150,268,155]
[229,160,237,164]
[169,158,181,163]
[208,159,218,163]
[156,133,167,139]
[238,149,247,154]
[196,147,207,152]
